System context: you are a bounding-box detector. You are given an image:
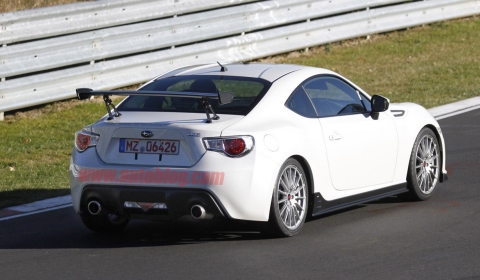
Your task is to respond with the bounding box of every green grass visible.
[0,100,106,209]
[1,0,81,13]
[259,17,480,108]
[1,17,480,209]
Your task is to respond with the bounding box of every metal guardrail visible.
[2,0,408,78]
[0,0,479,118]
[0,0,258,44]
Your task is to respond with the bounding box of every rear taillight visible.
[75,130,99,152]
[203,136,254,157]
[224,139,246,156]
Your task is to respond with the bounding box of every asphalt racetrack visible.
[0,109,479,280]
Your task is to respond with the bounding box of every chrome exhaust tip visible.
[191,205,206,219]
[87,200,102,215]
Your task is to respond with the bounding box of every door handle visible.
[329,133,343,141]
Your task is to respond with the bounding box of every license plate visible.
[119,139,179,155]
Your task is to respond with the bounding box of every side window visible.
[303,76,367,117]
[285,86,317,118]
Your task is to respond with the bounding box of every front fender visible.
[388,103,447,182]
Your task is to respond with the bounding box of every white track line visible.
[428,96,480,120]
[7,194,72,212]
[0,203,72,222]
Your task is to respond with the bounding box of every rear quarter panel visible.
[221,68,335,219]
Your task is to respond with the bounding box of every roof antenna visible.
[217,61,228,72]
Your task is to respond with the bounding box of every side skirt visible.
[312,183,408,217]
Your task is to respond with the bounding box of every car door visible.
[303,76,398,191]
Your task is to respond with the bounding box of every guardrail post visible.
[0,112,4,121]
[305,19,311,52]
[366,7,371,40]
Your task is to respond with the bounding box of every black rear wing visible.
[76,88,234,104]
[75,88,234,122]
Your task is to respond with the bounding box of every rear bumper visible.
[70,146,280,222]
[81,185,225,221]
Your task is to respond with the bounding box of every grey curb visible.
[428,96,480,120]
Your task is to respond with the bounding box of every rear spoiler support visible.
[103,95,121,120]
[201,97,219,123]
[75,88,233,123]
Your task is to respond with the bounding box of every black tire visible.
[267,158,309,237]
[406,127,440,201]
[80,213,129,233]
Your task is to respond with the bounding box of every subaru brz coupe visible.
[70,63,448,237]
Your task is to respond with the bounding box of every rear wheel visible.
[268,158,308,237]
[80,213,129,233]
[406,128,440,201]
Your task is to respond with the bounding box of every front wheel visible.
[406,127,440,201]
[268,158,309,237]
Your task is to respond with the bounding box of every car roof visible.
[156,63,313,82]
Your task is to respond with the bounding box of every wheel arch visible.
[290,155,314,193]
[424,124,442,150]
[290,155,315,215]
[423,124,447,182]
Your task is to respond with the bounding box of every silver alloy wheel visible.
[276,165,307,230]
[414,134,439,194]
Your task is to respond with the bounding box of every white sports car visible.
[70,63,448,237]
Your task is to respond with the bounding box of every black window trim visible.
[298,74,372,119]
[284,84,319,118]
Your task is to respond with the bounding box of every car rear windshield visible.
[118,75,271,115]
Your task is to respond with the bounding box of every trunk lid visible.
[90,112,242,167]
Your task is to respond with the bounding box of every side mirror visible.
[371,95,390,113]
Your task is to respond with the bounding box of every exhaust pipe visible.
[87,200,102,215]
[191,205,206,219]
